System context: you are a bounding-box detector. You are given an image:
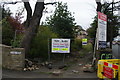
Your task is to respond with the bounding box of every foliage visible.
[7,16,24,33]
[2,18,14,46]
[102,2,119,41]
[1,6,13,45]
[11,34,23,48]
[47,2,76,38]
[2,6,24,46]
[29,26,58,60]
[71,39,82,52]
[87,16,97,39]
[87,2,119,42]
[82,43,93,52]
[1,6,12,20]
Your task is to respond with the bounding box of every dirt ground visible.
[2,51,98,79]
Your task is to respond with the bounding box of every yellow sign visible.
[82,39,87,42]
[82,38,87,45]
[61,48,68,51]
[52,48,60,51]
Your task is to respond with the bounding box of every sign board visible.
[51,39,70,53]
[10,51,21,54]
[103,66,113,79]
[98,12,107,48]
[82,38,87,45]
[98,41,106,48]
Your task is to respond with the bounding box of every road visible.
[2,69,97,78]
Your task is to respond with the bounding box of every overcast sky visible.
[2,0,120,30]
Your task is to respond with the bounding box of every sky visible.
[2,0,120,30]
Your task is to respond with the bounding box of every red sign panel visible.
[103,67,113,79]
[98,12,107,21]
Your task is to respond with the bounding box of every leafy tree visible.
[102,2,119,42]
[2,18,14,46]
[47,2,75,38]
[87,16,97,39]
[1,6,24,46]
[29,26,58,59]
[2,1,56,57]
[1,6,14,46]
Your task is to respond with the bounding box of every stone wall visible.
[1,44,25,70]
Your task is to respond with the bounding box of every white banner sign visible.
[51,39,70,53]
[98,12,107,41]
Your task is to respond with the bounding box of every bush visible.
[82,43,93,52]
[29,26,58,60]
[71,39,82,52]
[2,18,14,46]
[11,34,23,48]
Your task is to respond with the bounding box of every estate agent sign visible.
[51,39,70,53]
[98,12,107,48]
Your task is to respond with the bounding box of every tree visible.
[47,2,75,38]
[1,6,12,20]
[102,2,119,42]
[29,26,58,59]
[2,18,14,46]
[21,0,45,57]
[2,0,57,58]
[87,16,97,39]
[1,6,13,46]
[21,0,57,57]
[87,2,119,43]
[1,6,24,46]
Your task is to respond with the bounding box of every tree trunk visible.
[21,2,44,58]
[23,1,32,29]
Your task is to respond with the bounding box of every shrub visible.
[2,18,14,46]
[29,26,58,60]
[11,34,23,48]
[82,43,93,52]
[71,39,82,52]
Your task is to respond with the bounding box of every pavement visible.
[2,68,97,78]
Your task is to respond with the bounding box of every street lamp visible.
[95,0,102,12]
